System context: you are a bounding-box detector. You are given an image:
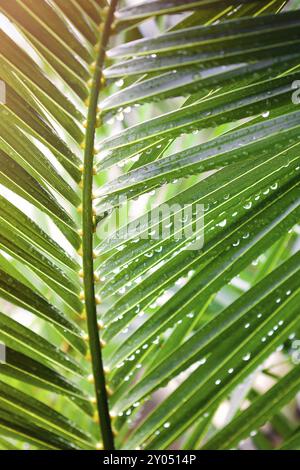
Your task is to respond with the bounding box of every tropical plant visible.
[0,0,299,451]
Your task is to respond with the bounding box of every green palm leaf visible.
[0,0,299,451]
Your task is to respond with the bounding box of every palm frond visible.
[0,0,299,451]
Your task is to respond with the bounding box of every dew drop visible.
[218,219,227,228]
[242,353,251,361]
